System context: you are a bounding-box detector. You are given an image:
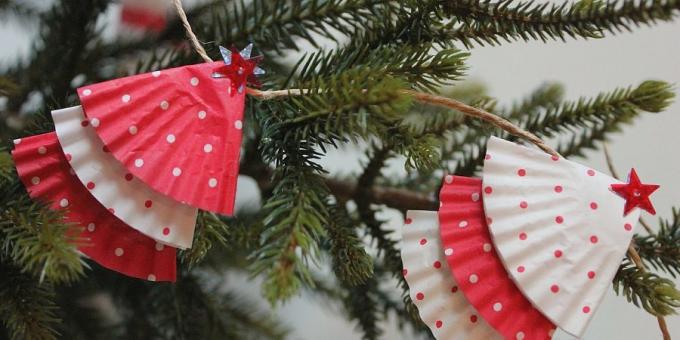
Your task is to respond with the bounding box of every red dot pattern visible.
[554,250,563,258]
[86,181,95,190]
[416,292,424,300]
[519,232,527,240]
[551,285,559,293]
[433,261,442,269]
[517,169,526,177]
[554,185,563,193]
[517,266,525,273]
[520,201,528,209]
[144,200,153,208]
[419,238,427,245]
[555,216,564,224]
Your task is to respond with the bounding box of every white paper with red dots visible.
[482,137,640,337]
[78,61,245,216]
[12,132,176,282]
[52,106,198,249]
[401,210,502,340]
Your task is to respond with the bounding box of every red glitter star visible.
[215,44,264,94]
[610,168,659,216]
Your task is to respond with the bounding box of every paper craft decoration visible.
[12,132,176,281]
[401,210,502,340]
[77,61,246,215]
[482,136,642,337]
[439,175,556,340]
[120,0,168,33]
[52,106,198,249]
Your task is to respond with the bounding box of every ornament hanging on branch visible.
[10,45,264,280]
[400,137,660,339]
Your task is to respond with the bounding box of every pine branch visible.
[0,263,60,340]
[0,196,86,284]
[614,258,680,316]
[443,0,680,46]
[291,44,469,92]
[453,80,675,175]
[178,211,230,270]
[5,0,110,113]
[326,204,374,286]
[249,143,330,303]
[200,0,396,54]
[635,208,680,278]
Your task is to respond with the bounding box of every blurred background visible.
[1,0,678,339]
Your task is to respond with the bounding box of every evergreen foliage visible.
[1,0,679,339]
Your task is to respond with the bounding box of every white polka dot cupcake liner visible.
[401,210,502,340]
[11,132,176,282]
[77,61,245,216]
[439,175,556,340]
[52,106,198,249]
[482,137,641,337]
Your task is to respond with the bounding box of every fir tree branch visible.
[178,211,230,270]
[614,258,680,316]
[291,44,469,92]
[0,263,60,340]
[453,80,675,175]
[635,208,680,278]
[326,204,374,286]
[200,0,396,54]
[0,196,86,284]
[443,0,680,46]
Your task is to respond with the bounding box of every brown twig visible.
[605,144,670,340]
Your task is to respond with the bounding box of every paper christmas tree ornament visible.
[439,175,556,340]
[120,0,169,33]
[401,210,502,340]
[482,136,645,337]
[77,60,247,215]
[52,106,198,249]
[12,132,176,281]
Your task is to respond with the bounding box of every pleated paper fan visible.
[482,136,641,337]
[52,106,198,249]
[12,132,176,281]
[439,175,556,340]
[401,210,502,340]
[78,61,245,215]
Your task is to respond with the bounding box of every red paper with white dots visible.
[482,137,640,337]
[12,132,176,282]
[78,62,244,215]
[401,210,501,340]
[439,175,555,340]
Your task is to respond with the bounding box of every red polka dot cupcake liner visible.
[78,61,245,216]
[401,210,501,339]
[481,137,641,337]
[439,175,555,340]
[52,106,198,249]
[12,132,176,282]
